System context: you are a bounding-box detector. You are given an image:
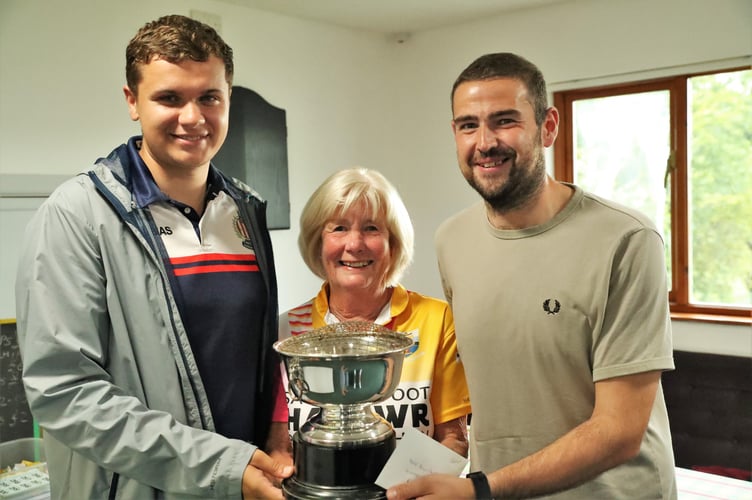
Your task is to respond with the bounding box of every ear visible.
[123,85,139,121]
[540,106,559,148]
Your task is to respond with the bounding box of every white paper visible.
[375,427,469,489]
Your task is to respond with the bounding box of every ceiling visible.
[218,0,571,36]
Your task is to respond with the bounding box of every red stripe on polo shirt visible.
[173,263,259,276]
[171,253,259,275]
[171,253,253,264]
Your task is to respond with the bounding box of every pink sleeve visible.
[271,362,289,423]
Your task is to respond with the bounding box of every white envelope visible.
[375,427,469,489]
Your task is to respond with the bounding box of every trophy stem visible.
[299,403,394,447]
[319,403,378,429]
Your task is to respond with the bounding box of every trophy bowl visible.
[274,321,413,407]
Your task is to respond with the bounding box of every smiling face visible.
[321,201,391,297]
[451,77,557,213]
[124,55,230,178]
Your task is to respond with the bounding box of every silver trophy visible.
[274,321,414,499]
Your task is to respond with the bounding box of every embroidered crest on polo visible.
[404,329,420,358]
[233,213,253,249]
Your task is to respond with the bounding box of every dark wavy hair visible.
[451,52,548,126]
[125,14,233,94]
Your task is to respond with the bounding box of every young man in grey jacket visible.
[15,14,293,499]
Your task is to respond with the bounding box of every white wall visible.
[1,0,750,355]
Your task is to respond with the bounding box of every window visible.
[553,67,752,323]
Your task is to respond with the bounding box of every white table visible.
[4,463,750,499]
[677,467,752,499]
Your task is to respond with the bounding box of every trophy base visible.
[282,475,387,500]
[283,431,395,499]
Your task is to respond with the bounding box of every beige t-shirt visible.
[436,185,676,499]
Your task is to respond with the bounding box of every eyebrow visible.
[453,109,522,123]
[152,87,224,96]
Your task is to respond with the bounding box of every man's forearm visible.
[486,414,640,498]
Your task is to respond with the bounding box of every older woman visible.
[278,167,471,456]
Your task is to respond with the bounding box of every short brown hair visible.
[125,14,233,94]
[451,53,548,125]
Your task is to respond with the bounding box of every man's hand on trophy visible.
[242,449,294,499]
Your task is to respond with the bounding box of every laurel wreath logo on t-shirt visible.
[542,298,561,315]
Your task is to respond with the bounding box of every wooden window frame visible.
[553,69,751,325]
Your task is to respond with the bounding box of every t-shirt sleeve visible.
[592,227,674,381]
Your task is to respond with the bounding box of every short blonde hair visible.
[298,167,414,287]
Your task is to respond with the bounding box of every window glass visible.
[687,70,752,307]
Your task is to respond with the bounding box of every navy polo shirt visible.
[127,137,266,442]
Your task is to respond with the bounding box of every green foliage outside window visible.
[689,70,752,306]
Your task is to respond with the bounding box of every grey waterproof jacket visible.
[15,141,280,499]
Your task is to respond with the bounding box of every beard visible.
[466,143,547,214]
